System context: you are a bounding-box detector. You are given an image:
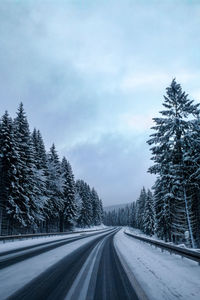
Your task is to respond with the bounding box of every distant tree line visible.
[103,204,135,227]
[0,103,103,235]
[105,80,200,248]
[103,188,155,237]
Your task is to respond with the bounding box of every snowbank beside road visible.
[114,229,200,300]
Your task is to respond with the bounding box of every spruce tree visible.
[60,157,77,231]
[143,190,155,236]
[148,79,199,246]
[91,188,102,226]
[31,129,48,228]
[47,144,64,228]
[99,198,103,224]
[0,111,21,233]
[153,178,172,241]
[181,116,200,247]
[136,187,147,231]
[74,190,82,222]
[76,180,93,227]
[129,202,136,228]
[14,103,44,229]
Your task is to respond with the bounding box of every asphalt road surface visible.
[1,228,139,300]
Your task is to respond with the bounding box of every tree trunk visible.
[183,186,195,248]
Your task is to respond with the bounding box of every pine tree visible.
[32,128,40,169]
[14,103,44,229]
[91,188,102,226]
[143,190,155,236]
[0,111,21,234]
[153,178,172,241]
[181,116,200,247]
[148,79,199,246]
[136,187,147,231]
[46,144,64,229]
[76,180,93,227]
[74,190,82,222]
[99,198,103,224]
[129,202,136,228]
[31,129,48,230]
[60,157,77,231]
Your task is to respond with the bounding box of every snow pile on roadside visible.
[114,229,200,300]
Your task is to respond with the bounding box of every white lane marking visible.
[65,235,109,300]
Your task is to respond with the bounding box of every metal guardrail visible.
[124,231,200,264]
[0,228,109,243]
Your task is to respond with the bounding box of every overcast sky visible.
[0,0,200,206]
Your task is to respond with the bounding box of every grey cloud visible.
[0,1,199,206]
[64,133,155,206]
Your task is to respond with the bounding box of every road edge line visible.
[114,233,149,300]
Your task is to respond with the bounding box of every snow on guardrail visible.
[124,230,200,264]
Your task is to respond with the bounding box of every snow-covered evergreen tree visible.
[136,187,147,231]
[181,116,200,247]
[0,111,21,234]
[76,180,93,227]
[153,178,172,241]
[91,188,102,226]
[46,144,64,228]
[60,157,77,231]
[143,190,155,236]
[14,103,44,228]
[31,128,49,229]
[148,79,199,246]
[129,202,136,228]
[74,190,82,222]
[32,129,47,169]
[99,198,103,224]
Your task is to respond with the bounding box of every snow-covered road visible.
[0,228,116,299]
[0,228,199,300]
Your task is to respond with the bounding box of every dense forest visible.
[104,80,200,248]
[0,103,103,235]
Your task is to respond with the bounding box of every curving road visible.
[0,228,138,300]
[0,229,111,270]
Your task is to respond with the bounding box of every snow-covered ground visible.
[0,229,110,299]
[0,225,108,253]
[114,229,200,300]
